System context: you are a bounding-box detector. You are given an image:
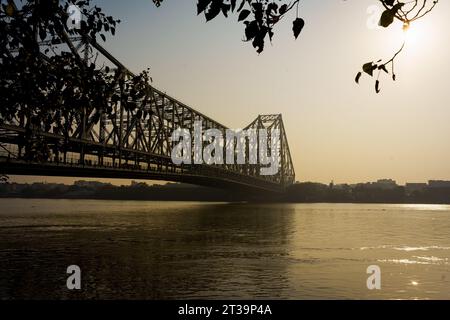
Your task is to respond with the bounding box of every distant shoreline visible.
[1,195,449,205]
[2,181,449,204]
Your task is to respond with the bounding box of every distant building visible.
[74,180,112,188]
[428,180,450,189]
[373,179,397,190]
[405,183,427,194]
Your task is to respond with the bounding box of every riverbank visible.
[1,181,449,204]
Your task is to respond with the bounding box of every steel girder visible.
[0,37,295,193]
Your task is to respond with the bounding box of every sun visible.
[403,24,421,45]
[401,17,436,54]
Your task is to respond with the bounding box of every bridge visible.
[0,36,295,193]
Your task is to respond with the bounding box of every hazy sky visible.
[11,0,450,185]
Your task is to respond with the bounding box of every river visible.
[0,199,449,299]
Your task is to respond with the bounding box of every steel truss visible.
[0,36,295,193]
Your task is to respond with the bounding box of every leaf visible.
[244,20,258,40]
[292,18,305,40]
[205,0,221,21]
[197,0,212,15]
[375,80,381,93]
[362,62,378,77]
[252,2,263,22]
[100,34,106,42]
[384,0,395,6]
[266,3,278,15]
[252,27,267,54]
[238,9,251,22]
[237,0,246,12]
[378,64,388,74]
[355,72,362,84]
[279,4,288,15]
[221,3,231,17]
[379,3,404,28]
[379,9,395,28]
[230,0,237,12]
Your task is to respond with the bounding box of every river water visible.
[0,199,449,300]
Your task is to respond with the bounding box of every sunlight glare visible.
[403,24,420,46]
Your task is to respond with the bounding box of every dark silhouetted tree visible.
[0,0,152,164]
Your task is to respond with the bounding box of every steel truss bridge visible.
[0,36,295,193]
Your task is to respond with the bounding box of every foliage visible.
[153,0,304,54]
[0,0,152,161]
[1,0,116,123]
[355,0,439,93]
[153,1,438,93]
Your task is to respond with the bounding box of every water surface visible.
[0,199,449,299]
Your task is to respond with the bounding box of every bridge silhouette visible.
[0,37,295,193]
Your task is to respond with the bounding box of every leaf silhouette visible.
[363,62,376,76]
[205,1,221,21]
[379,3,404,28]
[292,18,305,40]
[197,0,212,15]
[378,65,389,74]
[238,9,251,22]
[355,72,362,84]
[237,0,246,12]
[230,0,236,12]
[375,80,381,93]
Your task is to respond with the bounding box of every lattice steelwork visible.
[0,37,295,193]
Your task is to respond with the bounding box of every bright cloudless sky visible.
[11,0,450,185]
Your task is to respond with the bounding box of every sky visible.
[10,0,450,185]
